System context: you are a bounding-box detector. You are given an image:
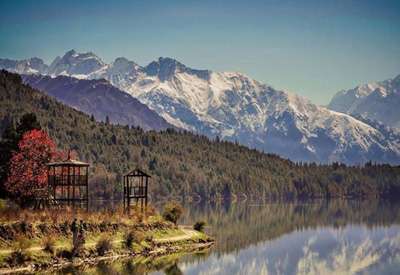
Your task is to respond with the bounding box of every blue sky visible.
[1,0,399,104]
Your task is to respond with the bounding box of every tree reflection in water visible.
[55,199,400,275]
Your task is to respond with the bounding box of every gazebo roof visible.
[47,151,89,167]
[47,159,90,167]
[124,168,151,177]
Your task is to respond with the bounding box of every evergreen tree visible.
[0,120,18,197]
[149,158,157,171]
[111,134,117,145]
[16,113,41,137]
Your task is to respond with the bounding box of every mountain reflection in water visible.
[59,200,400,275]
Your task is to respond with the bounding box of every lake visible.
[61,199,400,274]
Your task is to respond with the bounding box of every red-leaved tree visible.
[5,129,63,204]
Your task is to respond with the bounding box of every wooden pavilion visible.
[47,153,90,209]
[123,168,150,211]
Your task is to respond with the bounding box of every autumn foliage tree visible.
[0,113,41,197]
[5,129,62,205]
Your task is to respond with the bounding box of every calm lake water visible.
[61,200,400,275]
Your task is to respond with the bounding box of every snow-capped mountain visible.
[47,49,108,78]
[22,74,173,131]
[1,50,400,164]
[329,75,400,130]
[0,57,48,75]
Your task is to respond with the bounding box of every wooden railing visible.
[126,186,146,197]
[48,175,87,186]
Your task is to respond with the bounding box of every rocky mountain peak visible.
[48,50,106,77]
[145,57,210,81]
[328,75,400,130]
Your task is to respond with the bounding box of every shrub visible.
[124,231,134,249]
[42,237,56,255]
[124,230,145,249]
[18,220,30,234]
[162,202,183,225]
[7,249,30,266]
[7,237,31,266]
[37,223,49,234]
[144,234,154,243]
[193,221,206,232]
[96,236,112,256]
[56,249,73,260]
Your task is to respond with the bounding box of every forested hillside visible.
[1,70,399,199]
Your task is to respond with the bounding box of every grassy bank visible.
[0,206,214,273]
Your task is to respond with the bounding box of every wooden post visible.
[123,176,125,210]
[53,166,56,202]
[86,166,89,211]
[61,165,64,204]
[72,166,76,207]
[47,166,50,205]
[67,165,71,206]
[145,177,148,208]
[127,176,130,211]
[125,176,128,210]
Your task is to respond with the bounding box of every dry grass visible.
[42,237,56,255]
[6,236,32,266]
[0,203,165,250]
[0,201,208,270]
[0,204,157,225]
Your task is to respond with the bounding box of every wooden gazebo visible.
[47,153,89,209]
[123,168,150,211]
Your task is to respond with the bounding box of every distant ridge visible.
[329,75,400,130]
[22,74,173,131]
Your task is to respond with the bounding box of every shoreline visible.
[0,227,214,274]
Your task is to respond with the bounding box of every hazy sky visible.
[1,0,399,104]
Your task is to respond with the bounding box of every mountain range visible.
[22,74,172,131]
[329,74,400,130]
[1,50,399,164]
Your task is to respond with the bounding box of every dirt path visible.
[154,228,200,243]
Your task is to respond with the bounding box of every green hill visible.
[0,70,399,199]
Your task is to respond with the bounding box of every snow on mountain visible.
[0,57,48,75]
[1,50,400,164]
[329,75,400,129]
[47,49,107,78]
[22,74,173,131]
[105,57,400,164]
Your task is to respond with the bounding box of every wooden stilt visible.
[123,169,151,214]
